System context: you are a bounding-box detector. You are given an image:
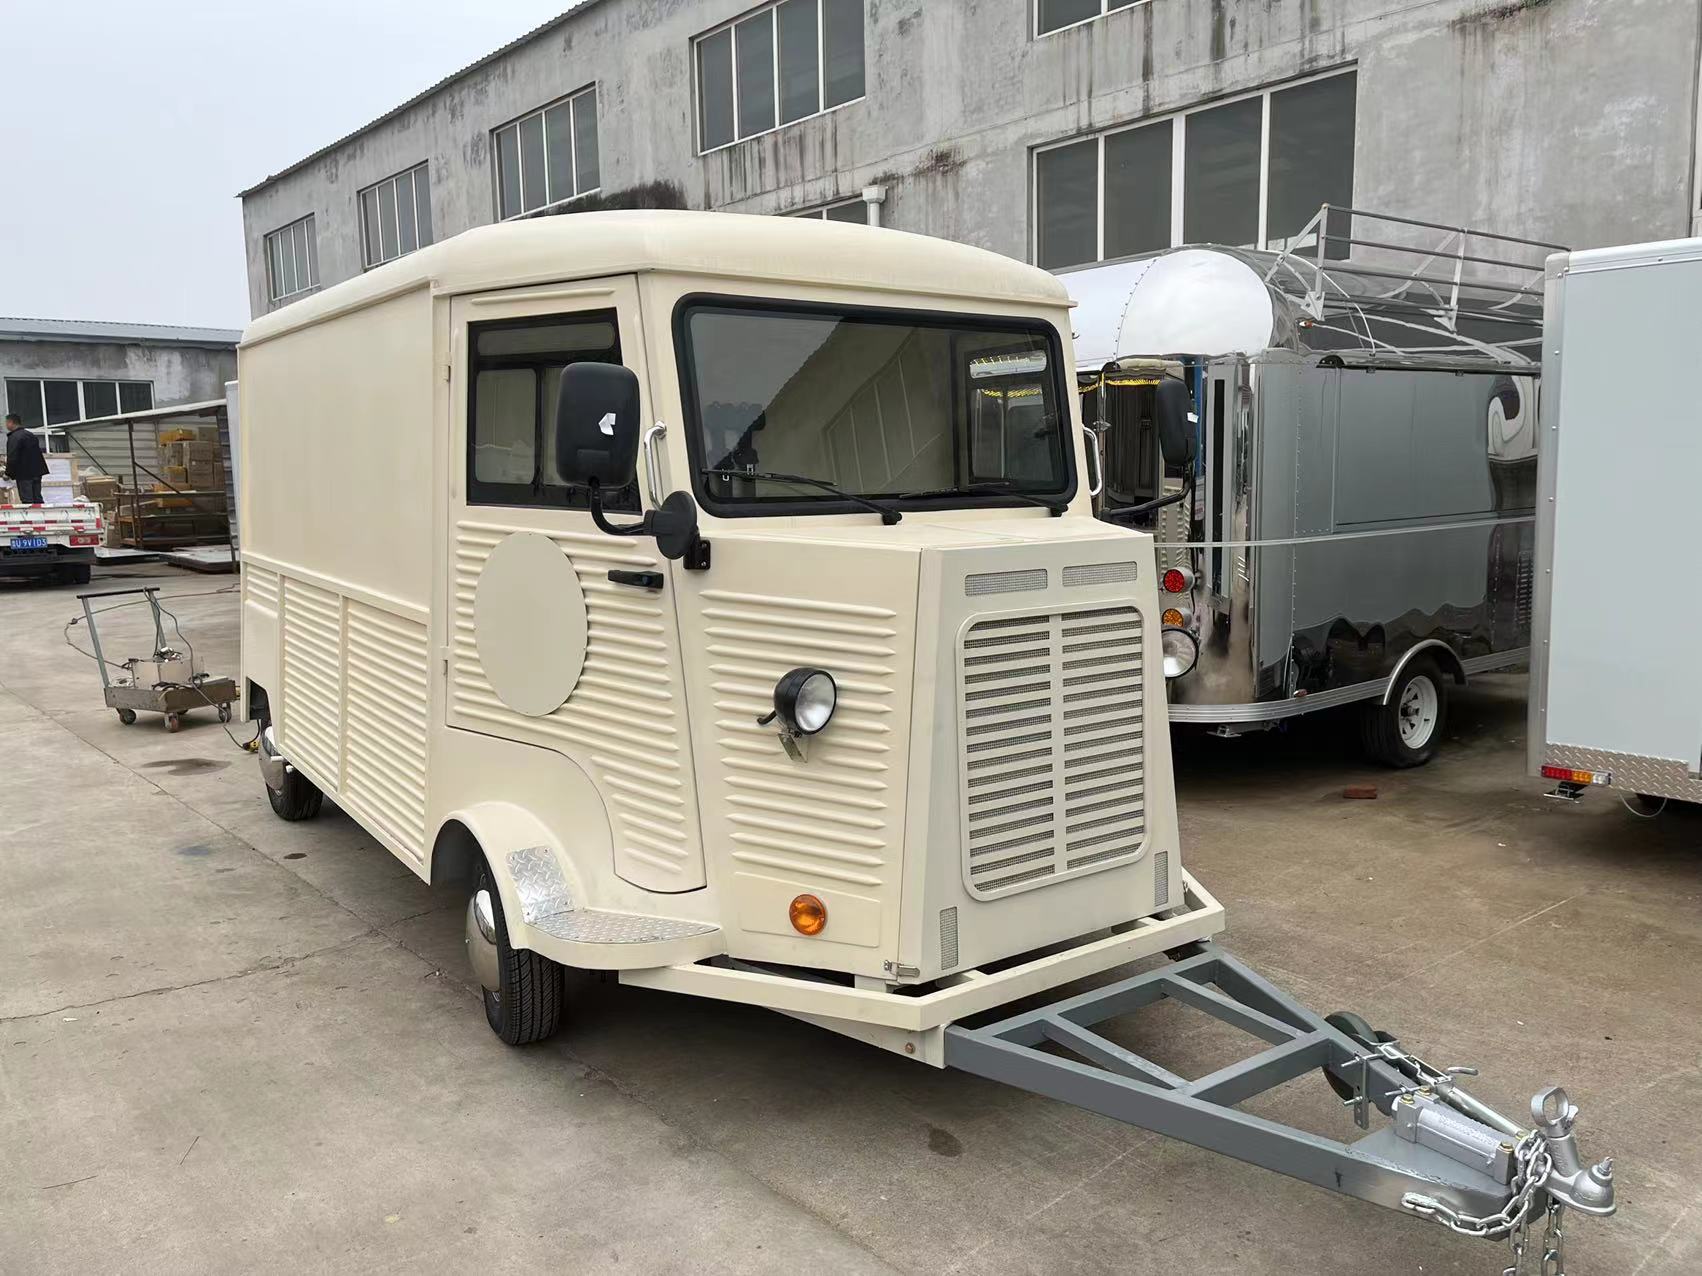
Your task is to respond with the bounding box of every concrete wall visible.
[0,340,237,409]
[240,0,1702,316]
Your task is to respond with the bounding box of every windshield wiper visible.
[700,468,903,525]
[900,481,1067,516]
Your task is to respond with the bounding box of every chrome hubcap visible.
[1397,676,1439,748]
[465,888,501,993]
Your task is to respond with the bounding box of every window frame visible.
[789,196,867,223]
[1034,0,1151,40]
[1030,65,1357,270]
[4,377,153,429]
[359,161,433,269]
[671,291,1078,521]
[490,86,601,222]
[463,309,639,512]
[694,0,866,155]
[265,214,319,302]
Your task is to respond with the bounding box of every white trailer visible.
[1531,239,1702,811]
[240,212,1614,1264]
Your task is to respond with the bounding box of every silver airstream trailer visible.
[1065,207,1550,765]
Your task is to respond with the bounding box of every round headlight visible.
[772,667,837,735]
[1161,627,1198,680]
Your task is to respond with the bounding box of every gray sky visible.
[0,0,569,331]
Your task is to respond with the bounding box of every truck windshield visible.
[679,299,1072,515]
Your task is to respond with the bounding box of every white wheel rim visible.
[1397,676,1439,748]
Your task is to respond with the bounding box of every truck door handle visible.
[608,569,664,590]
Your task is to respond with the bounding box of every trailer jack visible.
[946,944,1614,1271]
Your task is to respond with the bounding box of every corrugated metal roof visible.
[58,398,228,431]
[0,318,241,347]
[237,1,607,199]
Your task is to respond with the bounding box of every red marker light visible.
[1162,569,1188,594]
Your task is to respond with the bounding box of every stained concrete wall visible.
[239,0,1701,317]
[0,340,238,410]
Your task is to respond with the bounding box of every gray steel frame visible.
[945,944,1515,1217]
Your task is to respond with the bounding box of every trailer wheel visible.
[116,709,137,725]
[468,856,564,1046]
[1360,658,1448,767]
[165,712,183,733]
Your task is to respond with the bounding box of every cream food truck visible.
[239,212,1613,1263]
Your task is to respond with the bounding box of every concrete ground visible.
[2,565,1699,1275]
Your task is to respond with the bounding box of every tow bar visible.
[946,943,1614,1272]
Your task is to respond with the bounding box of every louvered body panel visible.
[958,604,1147,898]
[450,520,704,891]
[279,577,342,786]
[343,601,430,853]
[244,562,279,611]
[699,588,900,903]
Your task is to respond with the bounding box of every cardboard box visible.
[81,475,121,501]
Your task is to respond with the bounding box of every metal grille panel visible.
[966,568,1048,596]
[958,605,1146,898]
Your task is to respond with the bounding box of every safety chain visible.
[1402,1136,1552,1245]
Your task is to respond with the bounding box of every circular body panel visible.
[474,531,588,717]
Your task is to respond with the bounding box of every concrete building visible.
[238,0,1702,317]
[1,318,240,450]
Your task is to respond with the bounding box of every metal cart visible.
[76,586,237,732]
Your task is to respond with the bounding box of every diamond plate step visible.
[507,846,717,945]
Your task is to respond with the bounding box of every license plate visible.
[9,536,47,550]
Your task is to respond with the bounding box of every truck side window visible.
[466,311,639,511]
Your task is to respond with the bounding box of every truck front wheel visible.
[467,856,564,1045]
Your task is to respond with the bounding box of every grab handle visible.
[642,422,667,508]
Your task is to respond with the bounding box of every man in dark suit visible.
[4,411,49,504]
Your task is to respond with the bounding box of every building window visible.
[1036,0,1147,37]
[791,198,867,224]
[1034,69,1357,271]
[360,162,433,267]
[493,87,600,221]
[696,0,865,153]
[3,378,152,430]
[265,214,319,301]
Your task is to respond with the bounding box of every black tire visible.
[116,708,137,725]
[1360,657,1449,768]
[266,762,325,821]
[66,563,91,585]
[1323,1011,1395,1101]
[476,856,564,1046]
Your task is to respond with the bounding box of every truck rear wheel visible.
[1360,657,1448,768]
[260,724,324,820]
[468,856,564,1045]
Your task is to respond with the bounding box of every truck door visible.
[444,279,707,893]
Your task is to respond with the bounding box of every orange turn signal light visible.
[789,894,827,936]
[1162,608,1185,627]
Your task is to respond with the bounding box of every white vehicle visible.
[240,212,1613,1261]
[0,498,101,584]
[1532,237,1702,813]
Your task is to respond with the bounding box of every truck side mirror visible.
[1155,378,1197,468]
[553,361,641,489]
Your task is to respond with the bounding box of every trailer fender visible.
[1380,639,1467,705]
